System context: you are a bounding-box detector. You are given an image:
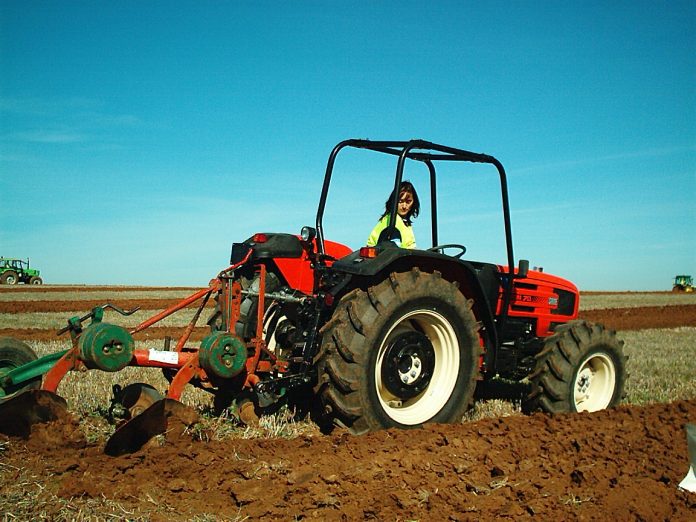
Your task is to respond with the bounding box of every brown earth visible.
[0,298,214,313]
[2,400,694,520]
[0,285,196,293]
[579,304,696,330]
[0,326,211,342]
[1,294,695,520]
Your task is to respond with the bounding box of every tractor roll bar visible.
[315,139,515,281]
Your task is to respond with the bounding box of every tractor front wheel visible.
[524,320,627,414]
[0,338,41,401]
[0,271,18,285]
[29,277,43,285]
[316,269,481,434]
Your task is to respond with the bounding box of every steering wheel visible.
[427,244,467,259]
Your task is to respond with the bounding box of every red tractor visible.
[0,139,626,451]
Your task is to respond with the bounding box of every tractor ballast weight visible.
[79,322,134,372]
[198,331,247,379]
[0,139,626,451]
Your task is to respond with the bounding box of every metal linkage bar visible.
[130,285,217,335]
[241,289,304,303]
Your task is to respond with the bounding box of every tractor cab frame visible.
[309,140,547,378]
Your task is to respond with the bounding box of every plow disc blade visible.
[104,398,199,457]
[0,390,68,438]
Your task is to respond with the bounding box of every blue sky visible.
[1,1,694,290]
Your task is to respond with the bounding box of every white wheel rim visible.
[375,309,459,425]
[573,352,616,412]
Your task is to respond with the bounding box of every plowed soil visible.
[0,298,214,313]
[3,401,695,520]
[580,304,696,330]
[0,326,211,342]
[1,291,695,520]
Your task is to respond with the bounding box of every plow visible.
[0,256,330,455]
[0,139,627,455]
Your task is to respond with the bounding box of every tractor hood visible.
[502,265,580,324]
[511,267,579,295]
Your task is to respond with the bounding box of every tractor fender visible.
[232,234,304,263]
[331,248,500,355]
[230,234,352,295]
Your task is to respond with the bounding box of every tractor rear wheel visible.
[0,338,41,401]
[524,320,627,414]
[0,271,18,285]
[316,269,481,434]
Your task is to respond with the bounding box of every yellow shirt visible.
[366,215,417,249]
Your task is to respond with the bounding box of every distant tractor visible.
[673,275,694,293]
[0,258,43,285]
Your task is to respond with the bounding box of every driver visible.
[366,181,420,249]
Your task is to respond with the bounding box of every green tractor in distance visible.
[0,258,43,285]
[673,275,694,293]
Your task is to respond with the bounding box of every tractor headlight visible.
[301,226,316,242]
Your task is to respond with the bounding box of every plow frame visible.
[3,251,286,405]
[0,251,297,453]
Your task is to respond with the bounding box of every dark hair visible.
[381,180,420,225]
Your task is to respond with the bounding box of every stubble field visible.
[0,286,695,520]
